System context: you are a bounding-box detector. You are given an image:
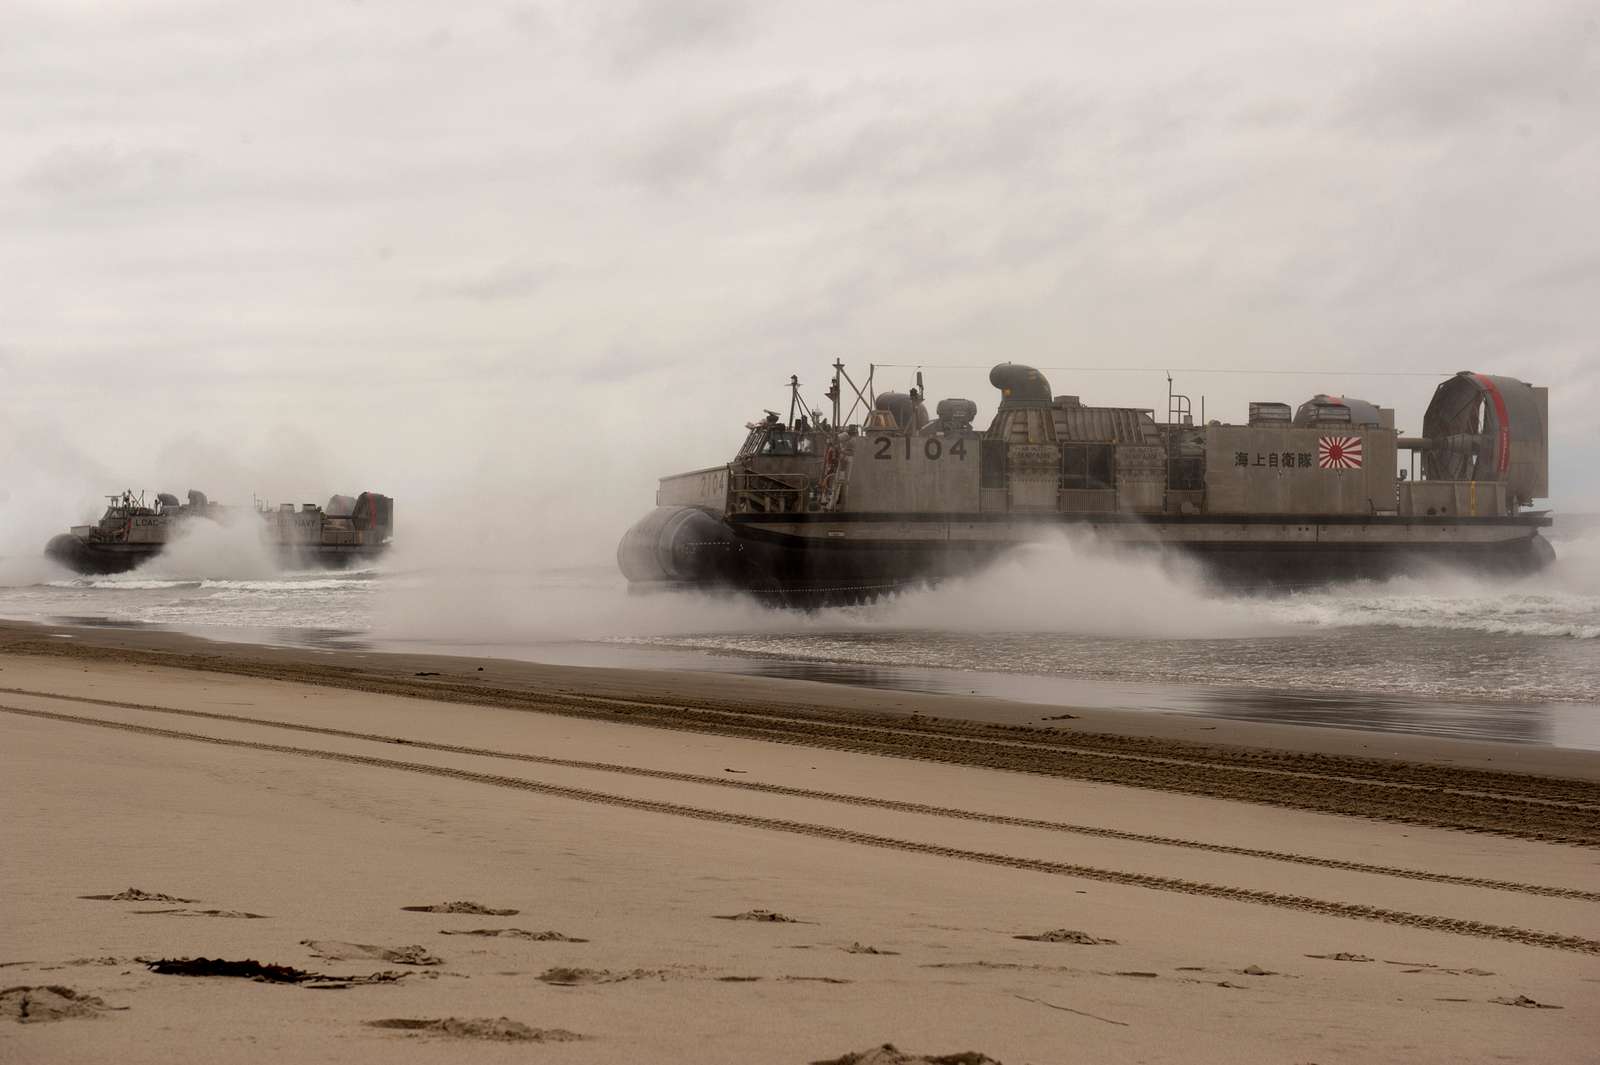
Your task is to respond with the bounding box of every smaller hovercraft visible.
[45,489,394,575]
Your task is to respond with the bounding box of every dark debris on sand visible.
[146,957,410,989]
[147,958,314,983]
[812,1045,1002,1065]
[367,1017,584,1041]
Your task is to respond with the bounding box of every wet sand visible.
[4,620,1598,779]
[2,621,1597,1063]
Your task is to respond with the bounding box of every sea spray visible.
[369,530,1282,645]
[133,512,281,582]
[862,534,1280,639]
[0,552,76,589]
[1256,526,1600,640]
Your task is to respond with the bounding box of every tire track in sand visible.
[7,646,1599,809]
[3,703,1597,956]
[4,643,1599,844]
[1,687,1592,904]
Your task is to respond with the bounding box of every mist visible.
[4,0,1597,593]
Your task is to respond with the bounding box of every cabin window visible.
[759,431,799,457]
[1061,444,1115,489]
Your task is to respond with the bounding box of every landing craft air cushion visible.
[45,489,394,575]
[618,363,1552,599]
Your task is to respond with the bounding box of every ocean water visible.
[1,516,1596,748]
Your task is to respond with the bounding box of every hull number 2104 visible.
[873,436,968,461]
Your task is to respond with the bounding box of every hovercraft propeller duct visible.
[1413,372,1548,506]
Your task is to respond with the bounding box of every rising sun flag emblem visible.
[1317,435,1363,469]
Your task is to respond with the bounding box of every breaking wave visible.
[44,575,371,594]
[201,577,367,593]
[49,578,205,591]
[1262,591,1599,640]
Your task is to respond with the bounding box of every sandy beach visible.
[2,622,1596,1063]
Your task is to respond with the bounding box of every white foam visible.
[199,578,366,592]
[74,578,204,591]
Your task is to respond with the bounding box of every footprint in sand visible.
[536,966,666,986]
[401,901,519,915]
[1,986,124,1023]
[1383,960,1496,977]
[920,961,1076,974]
[301,941,442,967]
[1491,995,1562,1010]
[79,888,198,903]
[811,1044,1001,1065]
[133,908,269,919]
[32,958,126,973]
[438,928,588,942]
[1013,929,1117,945]
[366,1017,584,1041]
[781,975,853,985]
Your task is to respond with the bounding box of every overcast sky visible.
[3,0,1596,564]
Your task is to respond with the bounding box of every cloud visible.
[0,0,1595,522]
[621,81,1083,195]
[431,259,560,301]
[1345,2,1598,133]
[590,0,757,72]
[20,143,192,201]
